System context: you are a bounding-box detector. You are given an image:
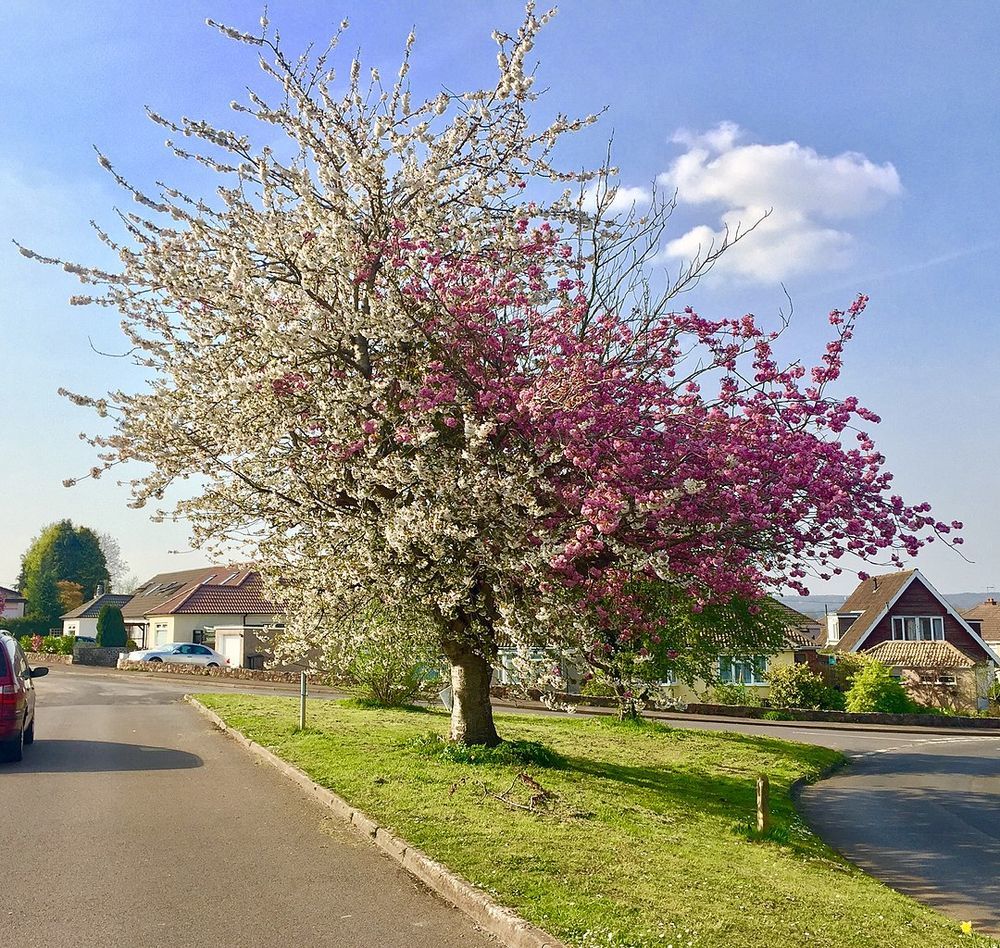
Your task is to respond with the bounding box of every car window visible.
[193,646,212,655]
[176,645,193,654]
[0,641,8,676]
[12,644,27,679]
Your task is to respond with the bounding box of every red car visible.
[0,632,47,762]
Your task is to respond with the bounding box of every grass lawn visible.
[197,694,983,948]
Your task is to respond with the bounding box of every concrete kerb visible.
[185,696,567,948]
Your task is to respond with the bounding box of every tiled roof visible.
[772,600,823,649]
[784,625,821,649]
[961,600,1000,644]
[61,593,133,620]
[123,566,254,620]
[865,640,980,669]
[0,586,25,602]
[146,574,280,617]
[835,570,917,652]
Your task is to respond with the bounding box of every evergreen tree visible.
[96,605,127,648]
[24,566,63,625]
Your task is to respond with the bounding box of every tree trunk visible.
[443,639,501,746]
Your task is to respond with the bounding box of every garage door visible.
[219,633,244,668]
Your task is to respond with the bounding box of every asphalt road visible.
[0,665,496,948]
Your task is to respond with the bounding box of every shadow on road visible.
[0,740,203,774]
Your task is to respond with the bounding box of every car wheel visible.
[207,662,219,667]
[0,725,24,763]
[24,717,35,745]
[148,657,163,663]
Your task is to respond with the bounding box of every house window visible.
[891,616,944,641]
[719,656,768,685]
[154,622,170,645]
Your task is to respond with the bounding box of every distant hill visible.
[779,591,994,620]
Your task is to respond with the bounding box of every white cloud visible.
[581,183,652,215]
[657,123,902,282]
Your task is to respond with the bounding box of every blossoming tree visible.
[25,7,955,745]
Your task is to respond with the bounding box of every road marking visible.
[859,735,1000,757]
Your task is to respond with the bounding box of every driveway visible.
[0,666,496,948]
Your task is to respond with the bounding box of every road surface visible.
[0,665,496,948]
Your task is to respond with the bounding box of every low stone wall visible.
[119,660,314,684]
[25,652,72,665]
[73,646,127,666]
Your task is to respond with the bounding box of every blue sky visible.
[2,1,998,595]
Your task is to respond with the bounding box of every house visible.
[497,597,824,702]
[0,586,26,620]
[826,570,1000,710]
[122,567,283,667]
[62,590,133,639]
[961,597,1000,653]
[672,603,823,703]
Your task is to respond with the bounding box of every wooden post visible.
[756,774,770,834]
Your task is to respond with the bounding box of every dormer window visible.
[891,616,944,641]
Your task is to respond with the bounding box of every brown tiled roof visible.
[0,586,25,602]
[865,640,979,669]
[61,593,133,620]
[122,566,254,620]
[961,600,1000,643]
[836,570,917,652]
[150,574,280,617]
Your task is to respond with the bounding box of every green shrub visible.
[710,682,763,707]
[1,616,59,639]
[345,641,439,707]
[767,663,844,711]
[409,732,565,768]
[844,661,914,714]
[96,605,127,648]
[761,709,794,721]
[579,675,618,698]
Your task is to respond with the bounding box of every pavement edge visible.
[185,695,568,948]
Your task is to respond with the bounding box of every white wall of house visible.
[62,617,99,639]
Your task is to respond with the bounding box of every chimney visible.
[987,597,998,606]
[95,583,105,598]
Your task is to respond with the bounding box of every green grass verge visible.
[197,695,984,948]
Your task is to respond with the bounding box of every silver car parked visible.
[126,643,229,666]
